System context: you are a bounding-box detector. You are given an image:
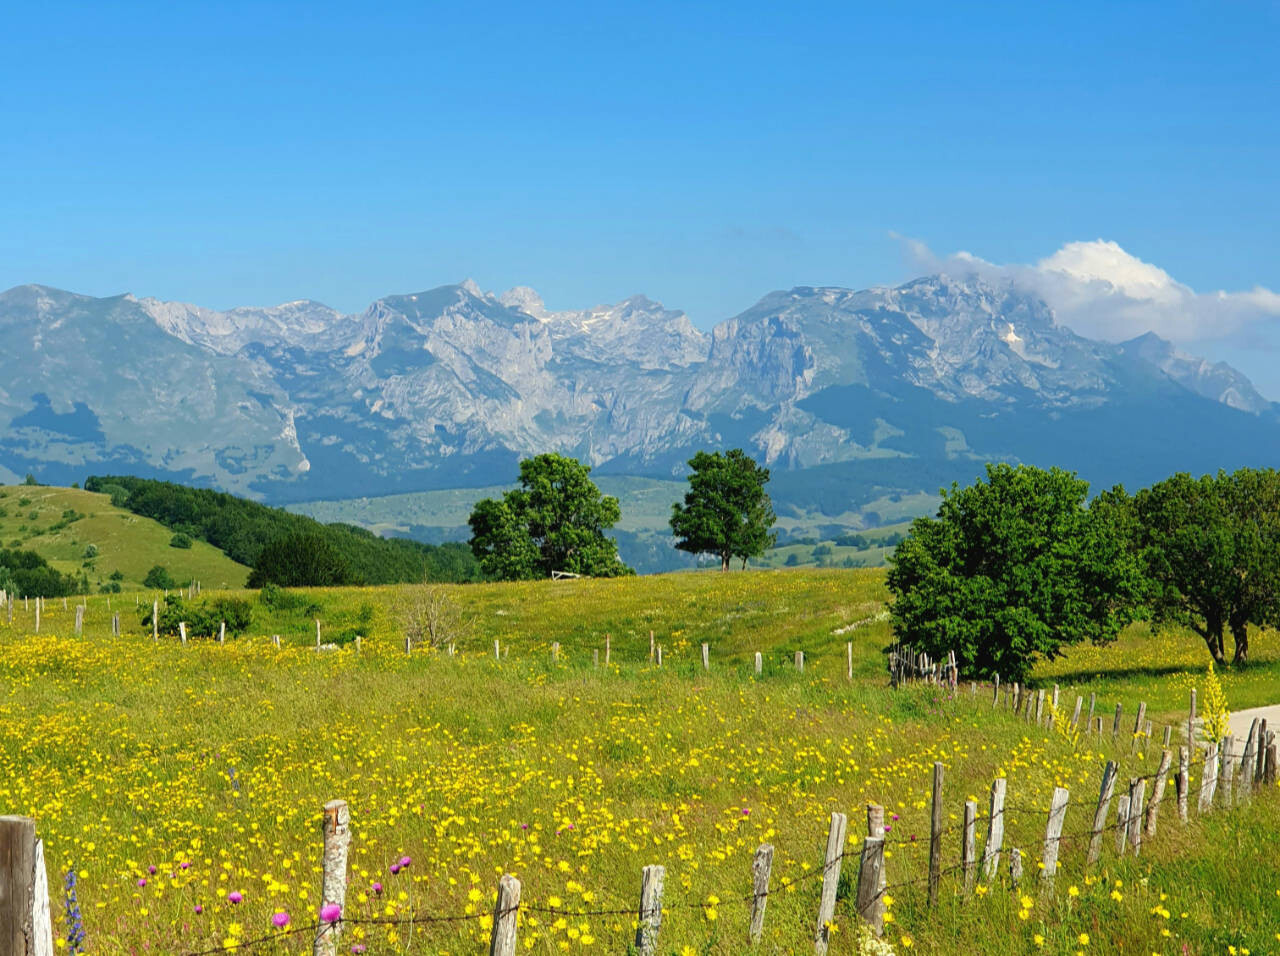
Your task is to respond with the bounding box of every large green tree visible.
[670,449,777,571]
[467,454,632,580]
[887,464,1145,681]
[247,532,354,588]
[1134,468,1280,664]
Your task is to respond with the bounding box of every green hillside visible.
[0,485,249,591]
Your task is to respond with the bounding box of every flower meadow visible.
[2,573,1279,954]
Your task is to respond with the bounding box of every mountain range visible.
[4,274,1279,531]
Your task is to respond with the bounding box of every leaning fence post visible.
[1240,720,1258,794]
[1220,737,1235,806]
[1126,779,1146,856]
[1112,703,1122,738]
[1132,701,1147,749]
[1041,787,1069,889]
[1071,695,1083,729]
[634,864,665,956]
[1187,689,1197,748]
[928,761,944,906]
[814,811,848,953]
[1087,761,1117,866]
[1145,750,1172,838]
[1176,747,1189,822]
[0,815,54,956]
[749,843,773,945]
[982,777,1006,879]
[854,836,885,937]
[1256,720,1269,782]
[314,799,350,956]
[961,800,977,893]
[488,874,521,956]
[178,621,187,645]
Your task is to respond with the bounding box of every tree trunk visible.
[1230,616,1249,664]
[1200,614,1226,664]
[721,553,730,572]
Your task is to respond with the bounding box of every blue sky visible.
[2,1,1278,380]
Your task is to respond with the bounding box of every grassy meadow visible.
[2,569,1278,954]
[0,484,250,590]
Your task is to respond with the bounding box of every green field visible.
[0,484,250,590]
[1,569,1276,954]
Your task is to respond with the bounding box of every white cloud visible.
[900,236,1280,344]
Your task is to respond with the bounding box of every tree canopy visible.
[467,454,632,580]
[247,532,355,588]
[887,463,1145,681]
[1134,468,1280,664]
[669,449,777,570]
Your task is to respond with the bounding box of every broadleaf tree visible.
[467,453,632,580]
[886,463,1145,681]
[670,449,777,571]
[1134,468,1280,664]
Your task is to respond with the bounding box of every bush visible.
[169,533,193,549]
[143,565,177,590]
[99,582,121,594]
[401,587,470,649]
[144,595,253,639]
[83,544,98,559]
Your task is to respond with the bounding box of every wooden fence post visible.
[1087,761,1117,866]
[1144,750,1172,838]
[992,674,1000,708]
[1187,689,1197,748]
[1265,736,1277,786]
[1041,787,1069,888]
[33,601,39,634]
[754,652,762,676]
[1112,703,1122,738]
[1114,795,1129,855]
[634,864,665,956]
[795,651,804,673]
[961,800,977,893]
[928,761,944,906]
[846,641,853,681]
[1087,692,1096,729]
[649,630,655,662]
[593,649,599,668]
[0,816,54,956]
[814,811,848,953]
[1256,720,1268,782]
[982,777,1006,879]
[178,622,187,645]
[488,874,521,956]
[701,643,709,671]
[605,634,611,665]
[314,799,350,956]
[1132,702,1147,745]
[151,602,158,641]
[1176,747,1189,823]
[1071,695,1083,729]
[494,639,500,661]
[1240,719,1258,794]
[218,621,225,645]
[273,635,281,649]
[656,646,663,667]
[749,843,773,945]
[1009,848,1023,889]
[1220,737,1235,806]
[1198,742,1219,813]
[854,836,885,937]
[552,641,560,663]
[315,619,321,648]
[404,636,412,656]
[1126,779,1146,856]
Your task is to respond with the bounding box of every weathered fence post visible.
[494,639,500,660]
[992,674,1000,708]
[552,641,560,663]
[1145,750,1172,837]
[314,799,350,956]
[0,816,54,956]
[1162,725,1172,748]
[1071,695,1083,729]
[605,634,611,665]
[1256,720,1268,781]
[593,648,599,668]
[74,605,83,636]
[982,777,1007,879]
[854,836,885,936]
[1009,847,1023,889]
[218,621,225,645]
[1176,747,1189,822]
[178,621,187,645]
[1087,761,1118,866]
[1265,735,1277,786]
[1198,742,1219,813]
[795,650,804,673]
[1114,794,1129,855]
[928,761,944,906]
[404,636,412,655]
[273,634,281,649]
[1041,787,1069,888]
[315,619,321,648]
[846,641,853,681]
[649,630,655,662]
[1187,689,1197,747]
[1240,719,1259,794]
[634,865,664,956]
[961,800,977,893]
[488,874,521,956]
[1220,737,1235,806]
[1112,703,1122,738]
[1126,779,1146,856]
[656,646,663,667]
[151,602,158,641]
[1132,702,1147,748]
[754,652,763,676]
[814,811,848,953]
[701,643,709,671]
[749,843,773,945]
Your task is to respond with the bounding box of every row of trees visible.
[467,449,777,580]
[887,463,1280,680]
